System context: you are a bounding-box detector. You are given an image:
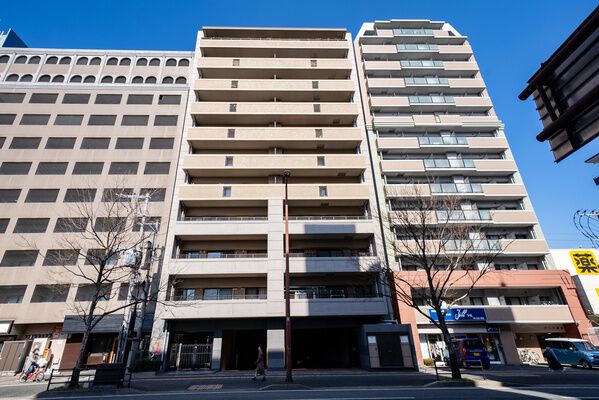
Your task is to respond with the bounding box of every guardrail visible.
[176,253,268,259]
[46,366,132,390]
[288,215,371,221]
[179,216,268,221]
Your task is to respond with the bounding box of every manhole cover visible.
[188,384,223,391]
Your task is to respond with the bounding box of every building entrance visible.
[292,327,360,368]
[221,329,266,370]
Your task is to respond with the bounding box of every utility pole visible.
[283,170,292,382]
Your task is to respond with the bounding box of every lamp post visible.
[283,170,292,382]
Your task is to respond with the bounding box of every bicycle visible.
[519,350,540,365]
[17,365,45,383]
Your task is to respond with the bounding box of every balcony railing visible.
[424,159,475,169]
[289,287,380,299]
[288,215,371,221]
[179,216,268,222]
[436,209,492,221]
[405,77,449,86]
[418,136,468,145]
[289,250,372,258]
[444,239,501,251]
[172,293,267,301]
[430,183,483,194]
[176,252,268,259]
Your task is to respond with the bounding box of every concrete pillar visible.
[499,325,520,365]
[267,199,285,316]
[267,322,285,370]
[211,329,223,371]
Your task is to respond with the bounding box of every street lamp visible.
[283,170,292,382]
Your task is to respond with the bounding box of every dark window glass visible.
[144,162,170,175]
[94,217,126,232]
[158,94,181,105]
[126,94,153,105]
[0,189,21,203]
[0,93,25,103]
[30,285,69,302]
[72,162,103,175]
[95,94,122,104]
[54,217,88,233]
[88,115,116,126]
[0,114,16,125]
[62,93,90,104]
[29,93,58,104]
[81,138,110,149]
[108,162,139,175]
[140,188,166,201]
[46,137,76,149]
[43,249,79,266]
[20,114,50,125]
[0,219,8,233]
[36,162,68,175]
[115,138,144,149]
[64,189,96,202]
[0,250,38,267]
[121,115,149,126]
[54,114,83,125]
[13,218,49,233]
[0,162,31,175]
[75,284,112,301]
[149,137,174,149]
[102,188,133,202]
[10,137,41,149]
[154,115,178,126]
[25,189,59,203]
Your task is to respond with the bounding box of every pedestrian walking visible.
[252,345,266,381]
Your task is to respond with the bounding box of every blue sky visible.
[1,0,597,249]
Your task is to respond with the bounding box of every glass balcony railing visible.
[172,292,267,301]
[418,136,468,145]
[177,252,268,259]
[424,159,475,169]
[436,210,492,221]
[429,183,483,194]
[179,216,268,221]
[444,239,501,251]
[393,28,434,36]
[288,215,371,221]
[289,250,372,258]
[405,77,449,86]
[289,286,380,299]
[396,43,438,51]
[409,95,455,104]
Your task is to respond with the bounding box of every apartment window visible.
[62,93,90,104]
[127,94,153,105]
[36,162,68,175]
[231,80,238,88]
[25,189,59,203]
[227,129,235,138]
[223,186,232,197]
[118,284,130,300]
[0,162,31,175]
[317,156,325,166]
[310,60,317,67]
[75,284,112,302]
[144,162,170,175]
[85,249,117,266]
[0,219,9,233]
[315,129,323,138]
[46,137,76,149]
[158,94,181,105]
[0,114,16,125]
[10,137,41,149]
[0,286,27,304]
[54,114,84,125]
[115,138,144,149]
[232,59,239,66]
[95,94,122,104]
[13,218,49,233]
[94,217,126,232]
[88,115,117,126]
[149,138,174,149]
[140,188,166,202]
[133,216,161,232]
[29,93,58,104]
[319,186,328,197]
[1,250,38,267]
[30,285,70,302]
[0,189,20,203]
[20,114,50,125]
[229,103,237,112]
[72,162,103,175]
[64,188,96,202]
[0,93,25,103]
[154,115,178,126]
[102,188,133,202]
[109,162,139,175]
[312,81,319,89]
[43,249,79,266]
[225,157,233,166]
[81,138,110,149]
[122,115,149,126]
[54,217,88,233]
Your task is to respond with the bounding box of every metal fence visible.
[169,343,212,370]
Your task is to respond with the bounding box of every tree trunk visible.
[70,328,91,387]
[439,324,461,380]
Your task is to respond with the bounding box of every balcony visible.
[176,252,268,259]
[199,38,349,58]
[383,183,528,200]
[183,154,365,177]
[370,96,493,112]
[490,210,538,225]
[190,101,358,126]
[372,113,501,129]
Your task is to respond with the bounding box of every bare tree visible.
[377,184,506,379]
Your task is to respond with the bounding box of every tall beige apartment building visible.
[0,47,192,370]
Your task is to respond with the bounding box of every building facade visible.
[0,48,192,372]
[354,19,592,365]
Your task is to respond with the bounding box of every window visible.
[313,104,321,112]
[0,114,16,125]
[132,76,143,84]
[136,58,148,66]
[1,250,38,267]
[59,57,71,65]
[149,137,174,149]
[165,58,176,67]
[0,162,31,175]
[231,80,238,88]
[25,189,59,203]
[38,75,51,82]
[76,57,88,65]
[85,249,117,265]
[121,115,149,126]
[0,93,25,103]
[0,189,20,203]
[36,162,68,175]
[149,58,160,66]
[175,77,186,84]
[30,285,69,302]
[127,94,153,104]
[6,74,19,82]
[45,56,58,64]
[158,94,181,105]
[0,137,4,148]
[310,60,317,67]
[144,76,157,84]
[115,138,144,149]
[95,94,122,104]
[106,57,118,65]
[0,55,10,63]
[162,77,174,84]
[54,217,88,233]
[109,162,138,175]
[94,217,126,232]
[114,76,126,83]
[72,162,103,175]
[69,75,82,83]
[154,115,178,126]
[81,138,110,149]
[119,58,131,66]
[319,186,328,197]
[52,75,65,83]
[62,93,90,104]
[101,76,113,83]
[10,137,41,149]
[227,129,235,138]
[54,114,84,125]
[14,56,27,64]
[317,156,325,166]
[20,74,33,82]
[225,157,233,166]
[43,249,79,266]
[0,219,9,233]
[118,283,130,300]
[75,284,112,302]
[64,188,96,202]
[144,162,170,175]
[178,59,189,67]
[223,186,232,197]
[29,93,58,104]
[101,188,133,202]
[133,216,161,232]
[0,286,27,304]
[232,59,239,66]
[229,103,237,112]
[13,218,49,233]
[140,188,166,202]
[88,115,117,125]
[312,81,319,89]
[90,57,102,65]
[315,129,323,138]
[20,114,50,125]
[81,74,92,81]
[28,56,41,64]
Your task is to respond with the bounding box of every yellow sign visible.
[596,288,599,299]
[570,250,599,274]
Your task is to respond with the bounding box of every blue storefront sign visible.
[428,308,487,322]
